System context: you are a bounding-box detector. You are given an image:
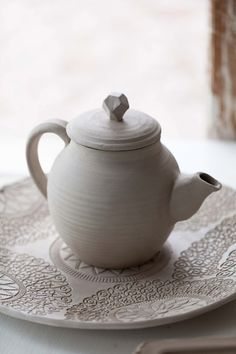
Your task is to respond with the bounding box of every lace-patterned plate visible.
[1,178,236,329]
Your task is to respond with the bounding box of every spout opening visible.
[198,172,221,190]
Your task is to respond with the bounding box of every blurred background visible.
[2,0,236,184]
[0,0,209,142]
[2,2,236,352]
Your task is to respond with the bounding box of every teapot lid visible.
[66,93,161,151]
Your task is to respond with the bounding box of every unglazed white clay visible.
[26,93,222,268]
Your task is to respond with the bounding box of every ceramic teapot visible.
[26,93,221,269]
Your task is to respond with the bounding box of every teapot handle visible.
[26,119,70,198]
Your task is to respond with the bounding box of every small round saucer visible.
[0,178,236,329]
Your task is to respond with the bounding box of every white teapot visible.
[26,93,221,268]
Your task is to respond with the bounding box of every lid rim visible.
[67,133,160,152]
[66,107,161,152]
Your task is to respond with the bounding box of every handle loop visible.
[26,119,70,198]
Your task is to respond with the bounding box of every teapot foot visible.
[50,237,172,283]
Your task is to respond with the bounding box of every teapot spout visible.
[170,172,222,223]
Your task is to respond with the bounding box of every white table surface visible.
[1,138,236,354]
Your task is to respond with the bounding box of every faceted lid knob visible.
[66,92,161,151]
[103,93,129,122]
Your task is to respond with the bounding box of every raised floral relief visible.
[50,237,171,283]
[173,214,236,280]
[0,178,56,245]
[0,178,42,215]
[217,249,236,278]
[0,178,236,328]
[65,215,236,323]
[0,272,22,301]
[0,247,72,315]
[111,298,207,322]
[65,277,236,323]
[175,186,236,232]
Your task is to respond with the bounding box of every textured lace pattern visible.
[0,178,236,328]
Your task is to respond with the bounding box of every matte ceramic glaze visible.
[47,141,178,268]
[0,179,234,329]
[26,93,222,268]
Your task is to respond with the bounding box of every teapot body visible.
[26,95,221,269]
[48,140,179,268]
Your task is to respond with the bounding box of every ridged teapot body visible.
[48,141,179,268]
[26,93,221,269]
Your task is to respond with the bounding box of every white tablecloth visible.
[1,139,236,354]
